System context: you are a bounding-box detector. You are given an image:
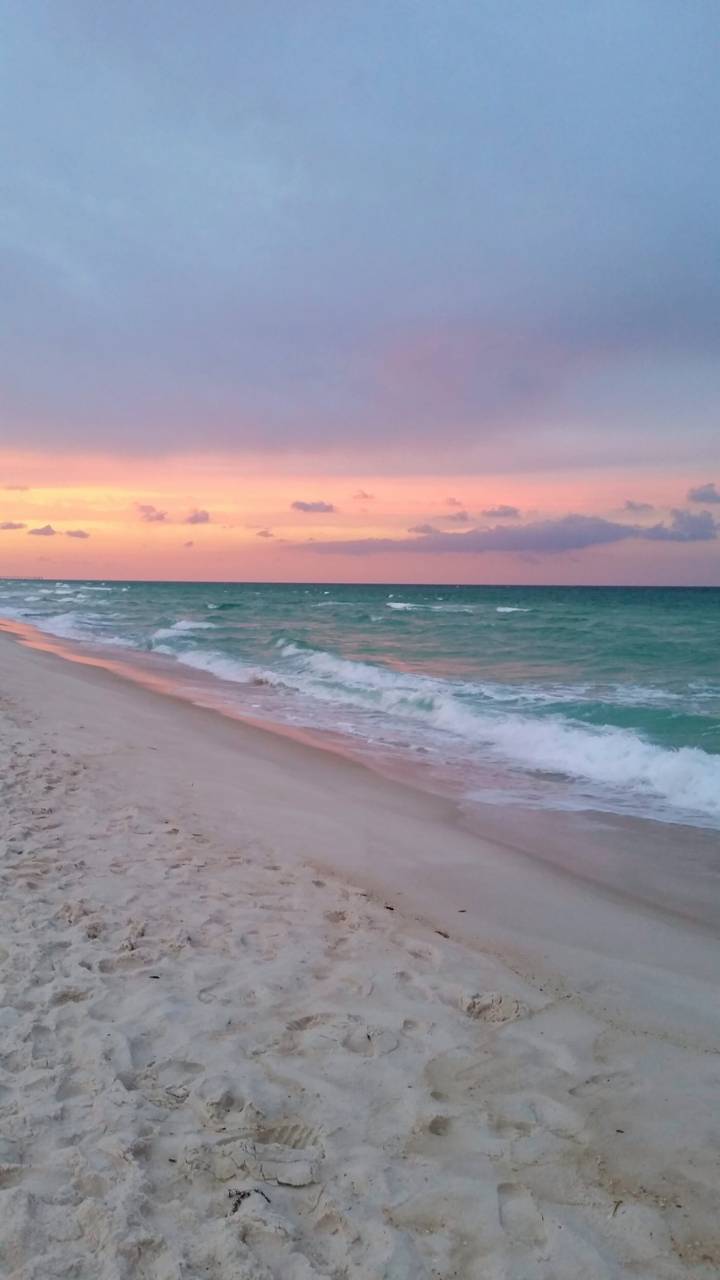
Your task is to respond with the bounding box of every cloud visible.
[353,490,374,500]
[256,528,274,538]
[643,508,718,541]
[2,4,718,480]
[624,500,654,513]
[301,510,718,555]
[291,500,336,513]
[481,504,520,518]
[446,510,471,524]
[0,521,26,530]
[185,508,210,524]
[446,497,464,507]
[137,503,167,522]
[183,540,194,548]
[28,524,56,536]
[3,485,29,491]
[65,529,90,538]
[408,523,440,535]
[687,482,720,504]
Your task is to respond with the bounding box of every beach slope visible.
[0,631,718,1279]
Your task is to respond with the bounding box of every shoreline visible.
[1,627,719,1274]
[2,616,719,945]
[1,620,719,1039]
[2,585,718,841]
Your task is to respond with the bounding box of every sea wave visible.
[29,611,90,640]
[2,580,718,827]
[174,648,259,684]
[385,600,477,614]
[474,716,720,820]
[30,611,136,648]
[169,638,720,822]
[428,603,475,613]
[151,619,215,642]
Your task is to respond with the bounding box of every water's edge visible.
[1,579,718,829]
[2,614,719,941]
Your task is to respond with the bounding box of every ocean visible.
[1,579,719,830]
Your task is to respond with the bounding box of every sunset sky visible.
[2,2,719,583]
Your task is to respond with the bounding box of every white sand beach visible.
[1,625,718,1279]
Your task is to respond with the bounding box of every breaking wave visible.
[2,579,718,828]
[151,619,215,642]
[172,639,720,822]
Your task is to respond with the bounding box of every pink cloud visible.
[137,503,167,523]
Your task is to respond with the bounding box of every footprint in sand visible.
[342,1025,399,1056]
[338,975,374,997]
[324,909,352,925]
[286,1012,331,1032]
[140,1058,205,1108]
[464,992,528,1023]
[255,1117,324,1152]
[498,1182,547,1248]
[50,986,91,1006]
[428,1114,452,1136]
[56,1071,88,1101]
[190,1074,245,1127]
[404,942,441,965]
[29,1024,54,1062]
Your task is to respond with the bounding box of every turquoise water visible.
[1,579,719,828]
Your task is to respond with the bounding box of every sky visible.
[1,0,719,583]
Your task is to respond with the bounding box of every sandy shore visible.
[1,627,718,1279]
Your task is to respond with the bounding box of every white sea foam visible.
[34,611,88,640]
[32,612,136,648]
[2,581,717,827]
[151,620,215,641]
[386,601,475,614]
[609,684,681,707]
[428,604,475,613]
[174,648,259,684]
[278,644,413,691]
[473,716,720,820]
[256,643,720,822]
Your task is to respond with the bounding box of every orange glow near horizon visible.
[0,450,718,585]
